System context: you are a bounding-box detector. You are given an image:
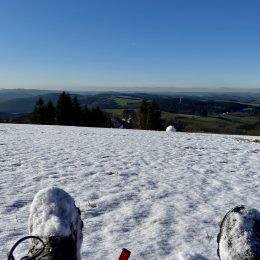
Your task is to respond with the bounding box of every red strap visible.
[117,248,131,260]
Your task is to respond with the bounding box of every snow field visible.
[0,124,260,259]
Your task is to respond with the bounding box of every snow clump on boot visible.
[217,205,260,260]
[28,186,83,260]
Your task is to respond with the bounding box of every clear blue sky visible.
[0,0,259,90]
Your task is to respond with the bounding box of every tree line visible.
[137,98,164,130]
[31,91,164,130]
[31,92,110,127]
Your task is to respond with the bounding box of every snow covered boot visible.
[217,205,260,260]
[28,187,83,260]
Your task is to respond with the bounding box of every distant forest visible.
[30,91,164,130]
[1,90,260,135]
[31,92,110,128]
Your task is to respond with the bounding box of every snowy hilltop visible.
[1,124,260,259]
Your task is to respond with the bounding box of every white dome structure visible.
[166,125,176,132]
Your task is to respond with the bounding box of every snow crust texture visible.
[1,124,260,259]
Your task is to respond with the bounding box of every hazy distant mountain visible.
[1,87,260,97]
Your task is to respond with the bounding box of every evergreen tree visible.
[82,106,91,126]
[31,97,46,124]
[31,91,110,128]
[56,92,73,125]
[72,96,83,125]
[90,107,107,127]
[45,100,56,124]
[148,100,163,130]
[138,98,149,129]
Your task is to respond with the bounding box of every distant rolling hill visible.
[0,89,124,113]
[0,89,56,103]
[0,93,61,113]
[0,91,34,103]
[0,92,141,113]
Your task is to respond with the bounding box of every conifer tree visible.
[148,100,163,130]
[138,98,149,129]
[45,100,56,124]
[31,91,110,128]
[72,96,83,125]
[56,92,73,125]
[82,106,90,126]
[31,97,46,124]
[91,107,106,127]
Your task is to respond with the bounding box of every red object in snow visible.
[118,248,131,260]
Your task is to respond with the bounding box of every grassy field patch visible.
[112,96,141,106]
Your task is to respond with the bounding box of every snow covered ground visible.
[1,124,260,259]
